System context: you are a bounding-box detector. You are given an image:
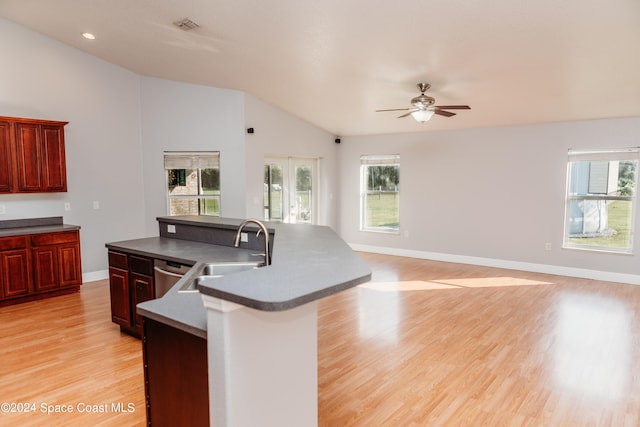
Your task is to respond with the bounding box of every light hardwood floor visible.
[0,277,145,426]
[2,252,640,426]
[318,253,640,426]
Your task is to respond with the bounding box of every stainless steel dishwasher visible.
[153,259,193,298]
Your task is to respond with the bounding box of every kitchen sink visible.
[178,261,262,293]
[200,261,263,276]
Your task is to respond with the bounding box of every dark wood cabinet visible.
[58,243,82,286]
[40,124,67,191]
[0,236,31,299]
[109,268,130,326]
[31,231,82,292]
[0,120,12,192]
[108,251,131,327]
[15,121,43,192]
[0,230,82,307]
[108,251,155,337]
[32,245,58,291]
[0,116,68,194]
[143,318,209,426]
[131,272,154,332]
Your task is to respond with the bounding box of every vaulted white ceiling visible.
[1,0,639,136]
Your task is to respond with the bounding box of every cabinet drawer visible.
[0,236,28,251]
[130,255,153,276]
[31,230,78,246]
[108,251,128,270]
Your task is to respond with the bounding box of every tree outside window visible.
[164,152,220,216]
[360,154,400,233]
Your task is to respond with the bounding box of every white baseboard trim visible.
[83,269,108,283]
[349,244,640,286]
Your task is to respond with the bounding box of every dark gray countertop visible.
[196,222,371,310]
[107,236,262,338]
[109,217,371,338]
[106,236,261,266]
[0,216,80,237]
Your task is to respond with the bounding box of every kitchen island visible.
[107,215,371,427]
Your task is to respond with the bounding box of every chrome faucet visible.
[233,219,271,266]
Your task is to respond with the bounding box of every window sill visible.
[562,245,634,256]
[359,228,400,235]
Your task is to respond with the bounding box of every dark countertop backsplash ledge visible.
[156,215,274,253]
[0,216,64,229]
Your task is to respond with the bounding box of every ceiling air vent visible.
[173,18,200,31]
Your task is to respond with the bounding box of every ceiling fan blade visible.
[397,110,416,118]
[434,105,470,110]
[376,108,411,112]
[434,109,456,117]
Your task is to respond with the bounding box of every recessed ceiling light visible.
[81,32,96,40]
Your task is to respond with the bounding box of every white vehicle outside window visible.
[564,148,639,253]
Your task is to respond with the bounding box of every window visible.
[360,154,400,233]
[564,148,639,253]
[164,151,220,216]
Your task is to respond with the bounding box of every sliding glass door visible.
[264,157,317,224]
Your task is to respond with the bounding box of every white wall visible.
[244,94,338,227]
[137,82,340,234]
[339,118,640,281]
[0,19,338,277]
[6,16,639,282]
[139,77,246,236]
[0,18,146,274]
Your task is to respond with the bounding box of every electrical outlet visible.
[545,243,552,251]
[64,202,71,211]
[92,200,100,210]
[241,232,249,243]
[167,224,176,233]
[0,205,5,215]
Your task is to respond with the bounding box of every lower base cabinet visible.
[32,231,82,292]
[143,318,209,426]
[0,238,30,299]
[0,230,81,306]
[108,251,155,337]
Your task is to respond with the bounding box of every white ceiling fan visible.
[376,83,471,122]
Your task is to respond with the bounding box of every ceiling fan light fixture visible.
[411,109,434,123]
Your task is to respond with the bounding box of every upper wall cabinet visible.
[0,116,69,194]
[0,121,12,193]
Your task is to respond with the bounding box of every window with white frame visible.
[360,154,400,233]
[564,148,639,253]
[164,151,220,216]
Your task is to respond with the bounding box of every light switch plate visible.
[0,205,5,215]
[167,224,176,233]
